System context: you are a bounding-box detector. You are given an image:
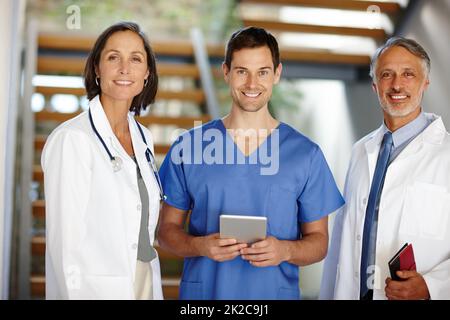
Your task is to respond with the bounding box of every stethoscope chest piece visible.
[111,156,123,172]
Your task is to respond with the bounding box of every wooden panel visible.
[38,34,225,58]
[35,86,86,96]
[241,0,401,13]
[162,277,180,300]
[158,63,200,78]
[37,56,86,74]
[38,34,94,51]
[243,19,387,39]
[35,85,204,103]
[35,111,210,128]
[32,236,45,256]
[137,115,210,128]
[35,110,78,122]
[154,145,171,155]
[36,135,170,155]
[38,56,200,78]
[32,200,45,219]
[157,90,204,103]
[281,49,370,65]
[30,275,45,297]
[35,135,46,151]
[33,165,43,182]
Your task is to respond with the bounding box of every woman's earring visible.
[95,77,100,86]
[144,78,148,87]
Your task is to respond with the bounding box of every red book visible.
[388,243,416,281]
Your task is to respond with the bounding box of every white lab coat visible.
[321,114,450,300]
[42,95,163,299]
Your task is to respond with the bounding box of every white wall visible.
[277,79,355,299]
[402,0,450,126]
[0,0,25,299]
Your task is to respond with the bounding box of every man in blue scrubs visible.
[157,27,344,300]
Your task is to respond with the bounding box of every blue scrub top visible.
[159,120,344,300]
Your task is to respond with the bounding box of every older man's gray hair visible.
[369,36,431,80]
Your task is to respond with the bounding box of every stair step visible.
[137,114,210,127]
[32,200,45,219]
[38,56,200,78]
[35,135,171,154]
[281,50,370,65]
[30,275,45,297]
[240,0,401,14]
[38,34,225,58]
[30,274,180,299]
[242,18,387,40]
[37,56,85,74]
[156,89,204,103]
[35,85,205,103]
[33,165,43,182]
[31,236,45,255]
[34,111,210,128]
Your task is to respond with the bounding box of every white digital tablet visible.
[220,214,267,244]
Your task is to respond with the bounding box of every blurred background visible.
[0,0,449,300]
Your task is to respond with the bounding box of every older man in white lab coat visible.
[321,37,450,300]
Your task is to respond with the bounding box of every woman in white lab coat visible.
[42,22,164,299]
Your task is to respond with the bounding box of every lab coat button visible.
[356,235,361,241]
[137,204,142,211]
[132,243,137,250]
[354,271,359,278]
[362,198,367,205]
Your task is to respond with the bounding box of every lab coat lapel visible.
[129,116,148,163]
[364,125,384,186]
[89,95,134,161]
[394,115,446,162]
[89,95,116,142]
[129,117,159,199]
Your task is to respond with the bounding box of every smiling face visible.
[223,46,281,113]
[96,30,149,106]
[372,46,430,122]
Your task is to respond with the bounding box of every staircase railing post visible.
[190,27,221,120]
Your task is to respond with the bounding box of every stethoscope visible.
[88,109,166,201]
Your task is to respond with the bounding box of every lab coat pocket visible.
[399,182,450,240]
[179,280,203,300]
[265,185,299,239]
[277,287,300,300]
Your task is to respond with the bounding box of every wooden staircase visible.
[28,32,222,300]
[238,0,407,64]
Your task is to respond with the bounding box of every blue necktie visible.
[360,131,393,298]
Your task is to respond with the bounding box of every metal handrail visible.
[190,27,221,120]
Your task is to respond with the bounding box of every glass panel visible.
[31,93,45,112]
[50,94,79,113]
[278,32,377,55]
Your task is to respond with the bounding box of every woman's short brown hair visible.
[84,21,158,115]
